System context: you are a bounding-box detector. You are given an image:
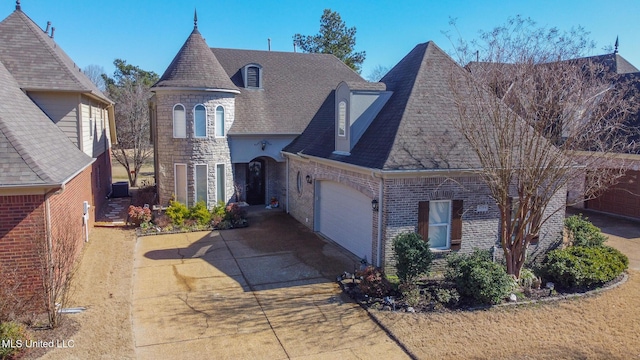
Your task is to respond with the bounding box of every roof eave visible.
[151,86,240,94]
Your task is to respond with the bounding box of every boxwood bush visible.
[445,249,515,305]
[564,214,607,247]
[392,232,434,284]
[540,245,628,290]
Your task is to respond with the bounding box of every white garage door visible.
[316,181,373,261]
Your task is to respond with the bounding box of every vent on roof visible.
[242,64,262,89]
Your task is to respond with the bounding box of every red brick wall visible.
[49,165,93,247]
[0,194,47,309]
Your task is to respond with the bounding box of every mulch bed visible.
[338,273,627,313]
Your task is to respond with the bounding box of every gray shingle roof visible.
[284,41,482,170]
[213,48,365,134]
[0,8,111,103]
[0,60,93,187]
[154,27,238,91]
[583,53,640,74]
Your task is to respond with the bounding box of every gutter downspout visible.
[285,156,290,213]
[373,172,384,267]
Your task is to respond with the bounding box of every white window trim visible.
[193,104,208,138]
[429,200,452,250]
[215,105,226,138]
[174,163,188,206]
[215,163,226,203]
[173,103,187,138]
[194,163,208,205]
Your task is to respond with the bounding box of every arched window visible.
[338,101,346,137]
[215,106,225,137]
[194,104,206,137]
[173,104,186,138]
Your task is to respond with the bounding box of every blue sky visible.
[3,0,639,79]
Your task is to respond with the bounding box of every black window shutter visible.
[450,200,463,251]
[418,201,429,242]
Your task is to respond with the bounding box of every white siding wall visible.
[80,95,110,158]
[27,92,79,147]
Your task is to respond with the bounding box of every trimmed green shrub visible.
[189,201,211,226]
[165,199,189,225]
[445,249,515,305]
[392,232,434,284]
[0,321,29,359]
[540,245,628,289]
[564,214,607,247]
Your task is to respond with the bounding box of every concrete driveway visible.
[132,209,409,359]
[567,208,640,270]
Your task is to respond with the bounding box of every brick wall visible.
[286,156,567,272]
[154,91,235,207]
[0,194,47,310]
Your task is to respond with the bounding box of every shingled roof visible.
[154,24,238,92]
[0,60,93,187]
[213,48,365,134]
[284,41,482,170]
[0,7,111,103]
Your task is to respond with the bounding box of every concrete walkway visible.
[132,209,409,359]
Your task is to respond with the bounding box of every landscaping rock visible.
[509,294,517,302]
[406,307,415,313]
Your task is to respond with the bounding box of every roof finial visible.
[194,9,198,29]
[614,36,619,54]
[16,0,21,11]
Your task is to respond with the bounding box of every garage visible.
[587,170,640,220]
[315,181,373,262]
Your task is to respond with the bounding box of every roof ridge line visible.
[13,11,91,93]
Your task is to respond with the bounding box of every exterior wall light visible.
[305,175,312,184]
[371,199,379,211]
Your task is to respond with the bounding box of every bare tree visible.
[104,60,158,187]
[109,79,154,187]
[83,64,106,92]
[446,16,638,277]
[38,222,81,328]
[366,64,390,82]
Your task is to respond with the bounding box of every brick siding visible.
[286,156,566,272]
[0,164,95,311]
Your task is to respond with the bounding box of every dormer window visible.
[242,64,263,89]
[338,101,346,137]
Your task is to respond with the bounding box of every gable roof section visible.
[0,61,93,188]
[213,48,365,134]
[285,41,482,170]
[154,28,238,92]
[0,8,111,104]
[582,53,639,74]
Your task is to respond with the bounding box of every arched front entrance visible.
[246,158,265,205]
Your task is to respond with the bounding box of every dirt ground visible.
[28,227,137,360]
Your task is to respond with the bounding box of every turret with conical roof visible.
[153,10,238,92]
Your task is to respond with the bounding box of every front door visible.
[246,159,265,205]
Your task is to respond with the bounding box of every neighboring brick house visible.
[152,17,565,270]
[0,3,115,309]
[574,52,640,220]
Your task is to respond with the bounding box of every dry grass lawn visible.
[111,151,154,186]
[373,272,640,359]
[374,211,640,359]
